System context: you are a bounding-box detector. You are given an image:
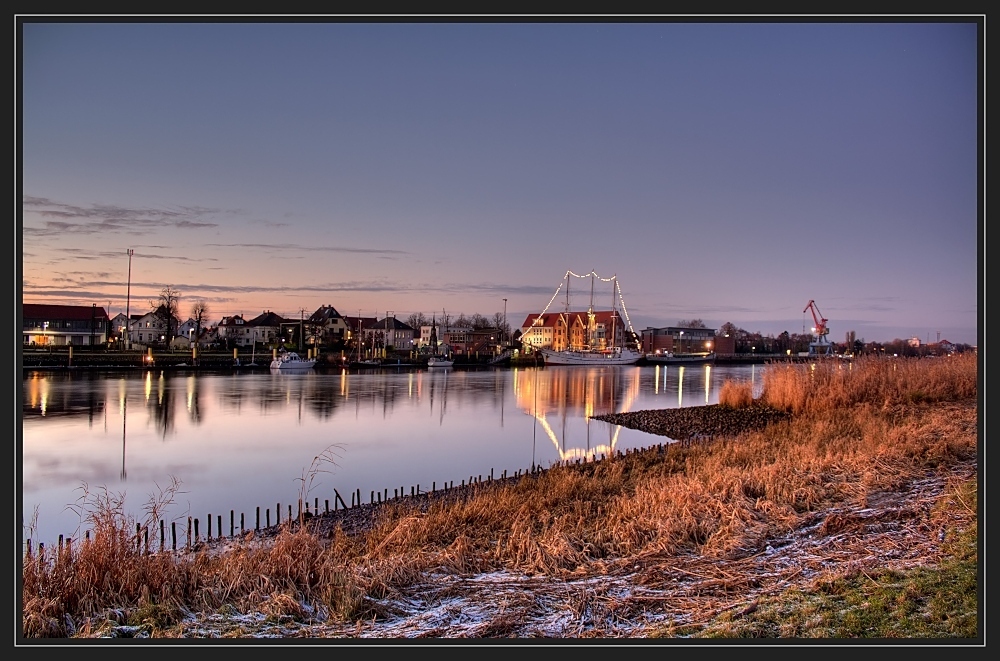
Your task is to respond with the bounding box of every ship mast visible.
[611,275,617,350]
[588,271,595,349]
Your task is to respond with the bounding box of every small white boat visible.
[427,355,454,368]
[269,351,316,371]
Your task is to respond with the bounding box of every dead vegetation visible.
[21,353,979,639]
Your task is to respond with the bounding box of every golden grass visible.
[22,354,978,637]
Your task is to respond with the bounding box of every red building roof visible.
[23,304,109,321]
[520,310,625,329]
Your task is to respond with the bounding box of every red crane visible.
[803,300,829,339]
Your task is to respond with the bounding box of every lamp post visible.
[503,298,507,349]
[124,249,134,350]
[679,330,684,354]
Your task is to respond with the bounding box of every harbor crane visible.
[803,299,832,355]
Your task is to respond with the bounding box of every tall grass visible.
[21,354,978,638]
[756,353,978,414]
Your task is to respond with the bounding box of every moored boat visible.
[530,270,642,367]
[540,346,641,365]
[644,351,716,365]
[426,314,454,367]
[269,351,316,371]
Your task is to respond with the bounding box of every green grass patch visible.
[683,478,979,639]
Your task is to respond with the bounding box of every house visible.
[441,327,503,357]
[519,310,630,352]
[109,312,131,344]
[418,323,466,349]
[342,315,379,358]
[245,311,287,347]
[22,303,110,346]
[169,318,204,349]
[307,305,349,347]
[361,316,416,357]
[216,315,250,347]
[128,307,178,348]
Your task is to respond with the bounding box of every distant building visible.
[127,307,178,347]
[639,326,717,354]
[418,323,466,349]
[216,314,249,346]
[246,310,287,347]
[307,305,349,347]
[361,316,416,356]
[22,303,110,346]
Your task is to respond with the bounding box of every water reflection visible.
[516,367,641,464]
[22,364,760,549]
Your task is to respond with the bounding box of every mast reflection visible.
[515,367,640,464]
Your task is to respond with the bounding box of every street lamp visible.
[124,249,134,350]
[502,298,507,348]
[679,330,684,354]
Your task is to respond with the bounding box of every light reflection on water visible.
[21,364,760,547]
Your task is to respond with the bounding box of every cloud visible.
[204,243,409,256]
[21,196,222,236]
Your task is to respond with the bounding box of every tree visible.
[406,312,429,331]
[678,319,707,329]
[150,286,181,345]
[454,313,472,328]
[491,312,507,335]
[470,313,489,330]
[191,299,209,349]
[718,322,739,337]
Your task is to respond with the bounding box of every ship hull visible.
[539,347,642,366]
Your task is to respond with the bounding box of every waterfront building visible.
[22,303,110,346]
[519,310,628,352]
[640,326,717,354]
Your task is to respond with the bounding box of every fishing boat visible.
[644,350,716,365]
[532,270,642,366]
[269,350,316,371]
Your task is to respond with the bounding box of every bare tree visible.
[191,299,210,348]
[470,313,489,330]
[406,312,429,331]
[678,319,707,329]
[718,321,740,337]
[150,286,181,345]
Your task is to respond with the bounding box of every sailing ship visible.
[533,270,642,366]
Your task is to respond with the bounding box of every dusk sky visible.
[18,19,982,346]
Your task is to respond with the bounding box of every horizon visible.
[18,19,983,347]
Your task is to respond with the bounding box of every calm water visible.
[21,364,764,548]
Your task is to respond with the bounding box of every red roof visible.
[23,304,109,321]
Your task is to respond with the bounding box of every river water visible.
[21,363,764,549]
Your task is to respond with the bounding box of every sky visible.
[17,18,983,346]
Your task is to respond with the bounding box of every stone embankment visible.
[591,404,791,441]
